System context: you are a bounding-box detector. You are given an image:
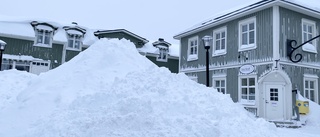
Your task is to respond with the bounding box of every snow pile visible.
[2,38,278,136]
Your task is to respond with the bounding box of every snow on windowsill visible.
[33,43,52,48]
[239,44,256,51]
[213,50,226,56]
[302,43,317,53]
[66,47,81,51]
[187,55,198,61]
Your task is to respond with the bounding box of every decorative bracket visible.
[287,35,320,63]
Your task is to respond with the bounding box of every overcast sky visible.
[1,0,256,44]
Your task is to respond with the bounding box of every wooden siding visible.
[281,64,320,103]
[180,8,273,71]
[146,56,179,73]
[65,50,81,62]
[97,32,144,48]
[279,7,320,62]
[0,36,64,69]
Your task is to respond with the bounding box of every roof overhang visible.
[173,0,320,40]
[94,29,149,44]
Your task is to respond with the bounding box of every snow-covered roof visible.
[94,29,149,44]
[0,16,97,46]
[137,41,179,58]
[174,0,320,39]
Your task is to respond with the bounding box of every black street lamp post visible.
[0,40,7,71]
[202,35,213,87]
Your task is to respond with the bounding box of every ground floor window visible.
[304,75,318,103]
[239,76,256,104]
[213,76,226,94]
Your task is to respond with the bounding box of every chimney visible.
[158,38,164,41]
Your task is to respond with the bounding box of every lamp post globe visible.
[202,35,212,87]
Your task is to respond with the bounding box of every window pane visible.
[242,78,247,86]
[37,35,43,43]
[310,90,315,101]
[216,40,220,50]
[303,24,307,31]
[305,81,309,88]
[305,90,309,99]
[68,39,73,48]
[249,31,254,44]
[221,39,225,49]
[249,23,254,30]
[249,95,255,100]
[242,25,247,32]
[194,47,197,53]
[242,88,247,95]
[191,41,194,46]
[216,33,220,39]
[308,25,312,33]
[249,88,255,95]
[44,35,50,44]
[221,88,225,94]
[75,41,80,49]
[222,32,225,38]
[221,80,225,87]
[242,33,248,45]
[215,81,220,87]
[310,81,314,89]
[303,33,307,42]
[249,78,255,86]
[190,47,194,54]
[195,40,197,45]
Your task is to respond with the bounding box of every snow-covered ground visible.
[0,39,319,137]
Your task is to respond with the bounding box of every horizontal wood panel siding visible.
[65,50,80,62]
[180,8,273,71]
[279,7,320,62]
[281,64,320,103]
[0,36,63,69]
[146,56,179,73]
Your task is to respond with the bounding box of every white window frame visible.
[67,34,82,51]
[212,75,227,94]
[303,74,318,103]
[212,27,227,56]
[157,47,168,62]
[187,36,199,61]
[302,19,317,53]
[238,17,256,51]
[34,29,53,48]
[238,75,257,105]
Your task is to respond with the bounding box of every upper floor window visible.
[303,75,318,103]
[157,47,168,62]
[302,19,317,53]
[35,29,53,47]
[187,36,199,61]
[67,34,82,50]
[239,75,256,104]
[213,27,227,56]
[239,17,256,51]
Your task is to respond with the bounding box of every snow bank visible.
[2,38,278,137]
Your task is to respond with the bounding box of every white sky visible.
[0,0,255,44]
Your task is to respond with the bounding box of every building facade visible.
[174,0,320,123]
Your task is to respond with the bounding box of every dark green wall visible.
[0,36,63,69]
[146,55,179,73]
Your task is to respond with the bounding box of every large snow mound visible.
[1,38,279,136]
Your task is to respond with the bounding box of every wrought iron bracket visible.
[287,35,320,63]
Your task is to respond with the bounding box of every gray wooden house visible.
[94,29,179,73]
[0,20,95,74]
[174,0,320,123]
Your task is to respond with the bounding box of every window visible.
[187,36,199,61]
[213,77,226,94]
[304,75,318,103]
[239,17,256,51]
[67,34,82,50]
[302,19,317,53]
[35,29,53,47]
[213,27,227,56]
[157,47,168,62]
[239,76,256,104]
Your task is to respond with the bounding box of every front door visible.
[265,84,284,121]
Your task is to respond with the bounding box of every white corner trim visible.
[273,6,280,63]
